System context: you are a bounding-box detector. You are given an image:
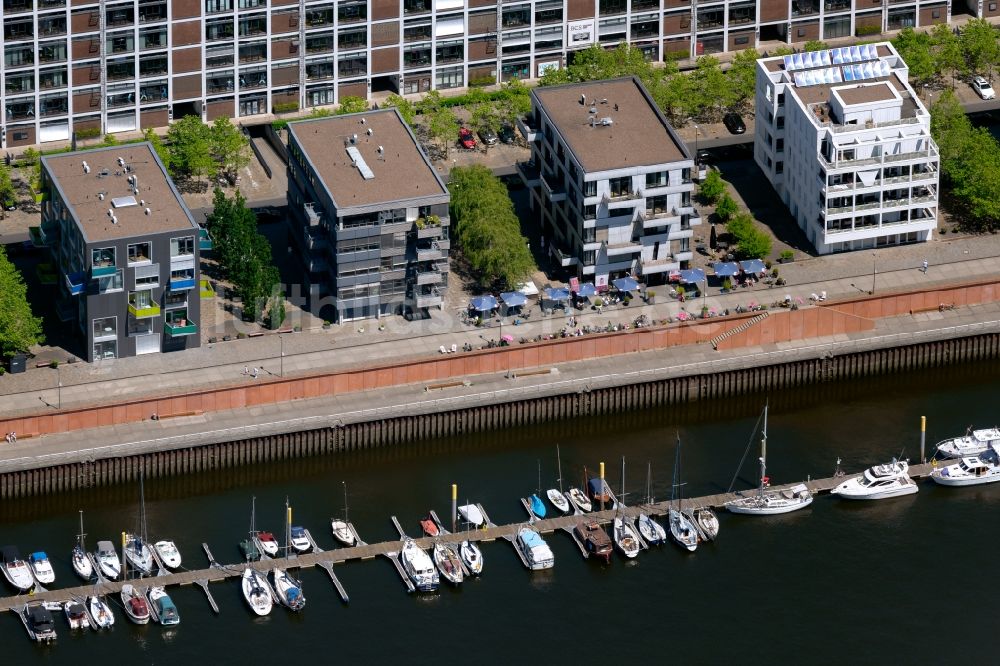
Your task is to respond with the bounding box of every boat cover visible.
[1,546,20,562]
[28,606,52,625]
[519,529,544,548]
[587,478,611,498]
[96,540,115,553]
[290,526,306,538]
[258,532,276,541]
[30,552,47,561]
[458,505,484,526]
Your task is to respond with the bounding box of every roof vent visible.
[110,215,118,224]
[108,208,114,217]
[117,157,125,167]
[145,208,151,216]
[345,146,374,180]
[351,134,357,144]
[111,195,138,208]
[360,117,366,124]
[600,117,613,126]
[600,98,608,105]
[580,94,586,105]
[366,128,373,136]
[82,161,90,174]
[98,192,105,201]
[590,106,597,114]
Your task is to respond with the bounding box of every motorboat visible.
[71,544,93,580]
[255,532,279,557]
[271,568,306,611]
[432,542,464,585]
[24,605,57,643]
[459,541,483,576]
[546,445,571,513]
[330,519,356,547]
[612,517,641,559]
[567,488,592,513]
[668,510,699,552]
[528,494,547,520]
[28,552,56,585]
[88,596,115,629]
[400,538,439,591]
[515,527,554,570]
[94,540,122,580]
[691,507,720,541]
[1,546,36,592]
[931,444,1000,486]
[936,427,1000,459]
[289,526,311,553]
[124,533,154,576]
[120,584,150,625]
[147,586,180,626]
[419,516,439,537]
[154,541,182,570]
[574,521,613,563]
[241,567,273,616]
[64,601,91,630]
[637,513,667,545]
[831,460,918,500]
[458,504,485,528]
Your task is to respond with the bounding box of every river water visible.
[4,358,1000,664]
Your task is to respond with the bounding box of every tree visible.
[715,192,738,222]
[698,169,725,204]
[143,128,171,172]
[382,94,416,126]
[0,245,44,357]
[893,28,936,87]
[495,80,532,124]
[428,107,460,157]
[210,116,251,183]
[449,165,535,289]
[727,212,772,259]
[167,115,215,181]
[687,56,733,120]
[726,49,761,109]
[416,90,444,117]
[0,160,15,209]
[931,24,964,87]
[960,18,1000,77]
[336,96,369,115]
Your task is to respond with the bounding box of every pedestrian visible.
[243,365,248,375]
[252,367,258,379]
[922,260,928,274]
[10,431,15,443]
[4,433,10,444]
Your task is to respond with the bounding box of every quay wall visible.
[0,328,998,498]
[4,276,997,440]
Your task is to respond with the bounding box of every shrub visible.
[237,332,247,339]
[722,278,733,291]
[856,24,882,37]
[469,75,496,88]
[273,101,299,114]
[780,249,794,261]
[771,268,779,278]
[594,297,604,307]
[49,360,59,368]
[74,127,101,140]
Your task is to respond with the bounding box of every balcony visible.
[640,256,678,274]
[169,277,196,291]
[415,268,442,285]
[128,302,161,318]
[416,246,443,261]
[304,202,321,226]
[516,116,538,142]
[64,271,85,296]
[91,264,117,278]
[416,223,443,239]
[29,223,59,248]
[541,173,566,202]
[603,190,643,209]
[414,290,443,308]
[516,161,540,188]
[164,319,197,336]
[552,246,578,267]
[199,227,213,251]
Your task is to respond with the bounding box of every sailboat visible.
[88,594,115,629]
[528,460,547,519]
[545,445,571,513]
[124,474,154,576]
[240,498,273,616]
[330,481,356,547]
[690,507,720,541]
[271,499,306,611]
[636,462,667,545]
[612,458,641,559]
[432,541,464,585]
[725,405,813,515]
[71,510,93,580]
[668,436,699,552]
[567,467,593,513]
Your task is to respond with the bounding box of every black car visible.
[498,123,517,144]
[478,127,498,145]
[723,112,746,135]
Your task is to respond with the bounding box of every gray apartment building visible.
[286,108,450,323]
[520,76,698,288]
[37,143,202,361]
[2,0,990,150]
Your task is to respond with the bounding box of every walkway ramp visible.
[711,312,770,350]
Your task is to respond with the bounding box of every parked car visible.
[723,112,746,135]
[458,127,477,149]
[478,127,498,145]
[499,123,517,144]
[971,75,996,100]
[695,149,711,165]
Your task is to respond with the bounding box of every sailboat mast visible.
[556,445,563,493]
[646,462,652,505]
[677,436,684,512]
[759,405,769,499]
[536,459,542,496]
[285,497,292,558]
[78,510,86,550]
[343,481,349,524]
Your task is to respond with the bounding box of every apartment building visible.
[37,143,203,361]
[286,108,450,323]
[520,76,698,288]
[754,42,939,254]
[2,0,985,150]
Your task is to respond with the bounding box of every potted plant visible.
[722,277,733,293]
[779,249,794,264]
[675,285,686,301]
[646,290,656,305]
[771,267,780,278]
[322,320,331,330]
[701,305,709,318]
[623,295,631,306]
[593,297,603,310]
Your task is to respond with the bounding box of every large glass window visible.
[93,317,117,340]
[170,236,194,257]
[645,171,668,188]
[435,66,463,89]
[823,16,851,38]
[98,270,124,292]
[608,176,631,198]
[92,247,116,268]
[93,340,117,360]
[130,289,154,309]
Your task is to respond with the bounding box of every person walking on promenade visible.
[922,260,928,274]
[252,367,259,379]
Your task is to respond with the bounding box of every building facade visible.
[1,0,987,150]
[754,42,939,254]
[286,108,450,323]
[521,76,698,287]
[38,143,202,361]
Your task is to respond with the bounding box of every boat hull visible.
[930,471,1000,486]
[271,568,306,611]
[3,563,35,591]
[154,541,182,570]
[459,541,483,576]
[832,485,918,500]
[726,495,813,515]
[612,518,641,559]
[120,585,150,625]
[546,489,570,513]
[567,489,592,513]
[330,521,356,547]
[242,569,273,616]
[71,548,93,580]
[88,597,114,629]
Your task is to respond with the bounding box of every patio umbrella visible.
[469,295,498,312]
[499,291,527,307]
[712,261,740,277]
[544,287,571,301]
[740,259,766,274]
[575,283,597,297]
[612,277,639,292]
[679,268,706,284]
[501,334,514,343]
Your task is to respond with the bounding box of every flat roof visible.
[288,109,447,210]
[835,82,898,106]
[43,143,196,243]
[532,77,688,173]
[763,44,893,72]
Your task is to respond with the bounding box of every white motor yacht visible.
[612,517,641,559]
[147,586,180,626]
[831,460,918,500]
[931,444,1000,487]
[71,544,93,580]
[668,510,699,552]
[64,601,91,630]
[88,596,115,629]
[459,541,483,576]
[432,542,464,585]
[936,427,1000,459]
[289,526,311,553]
[93,541,121,580]
[457,504,485,527]
[120,584,150,625]
[241,567,273,616]
[123,533,154,575]
[154,541,182,570]
[1,546,36,592]
[400,538,439,591]
[515,527,554,570]
[255,532,280,557]
[28,552,56,585]
[271,568,306,611]
[330,519,356,547]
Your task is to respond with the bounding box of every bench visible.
[248,332,265,338]
[425,380,470,392]
[909,305,941,315]
[7,432,39,440]
[509,368,552,379]
[155,410,204,420]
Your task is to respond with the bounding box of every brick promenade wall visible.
[1,278,997,438]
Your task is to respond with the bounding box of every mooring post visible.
[599,462,605,512]
[451,483,457,533]
[920,415,927,463]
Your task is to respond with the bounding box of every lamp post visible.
[693,123,701,177]
[279,334,284,378]
[57,365,62,410]
[871,251,877,295]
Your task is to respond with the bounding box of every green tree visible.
[0,245,44,356]
[167,115,215,180]
[143,128,171,173]
[727,212,772,259]
[893,28,936,87]
[336,96,369,115]
[416,90,444,117]
[698,169,725,204]
[687,56,733,119]
[495,80,532,124]
[0,160,15,209]
[382,94,416,126]
[210,116,251,183]
[960,18,1000,77]
[715,192,738,223]
[428,107,460,157]
[449,165,535,289]
[931,23,964,86]
[726,49,761,109]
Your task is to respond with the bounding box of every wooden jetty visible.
[0,462,939,614]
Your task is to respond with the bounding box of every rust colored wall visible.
[715,306,874,351]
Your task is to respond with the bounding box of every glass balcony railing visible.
[128,302,160,318]
[164,319,197,336]
[64,271,85,295]
[169,277,196,291]
[91,264,117,278]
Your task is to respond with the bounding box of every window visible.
[93,340,117,360]
[608,176,631,198]
[130,289,154,309]
[128,242,151,264]
[583,180,597,197]
[170,236,194,257]
[584,204,597,219]
[92,247,115,268]
[797,27,806,37]
[435,65,463,89]
[135,272,159,287]
[645,171,667,188]
[734,36,749,45]
[775,161,784,174]
[931,9,940,18]
[92,317,117,340]
[583,251,596,266]
[98,270,124,292]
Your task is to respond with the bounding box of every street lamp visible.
[871,251,877,295]
[279,335,284,378]
[57,365,62,410]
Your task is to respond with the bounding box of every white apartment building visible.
[754,42,939,254]
[520,76,698,287]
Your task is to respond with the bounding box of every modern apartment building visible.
[2,0,987,150]
[520,76,698,287]
[754,42,939,254]
[286,108,450,323]
[37,143,202,361]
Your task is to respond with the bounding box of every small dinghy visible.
[419,515,439,537]
[89,596,115,629]
[432,542,464,585]
[459,541,483,576]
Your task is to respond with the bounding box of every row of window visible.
[91,237,193,269]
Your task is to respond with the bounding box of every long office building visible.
[0,0,989,150]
